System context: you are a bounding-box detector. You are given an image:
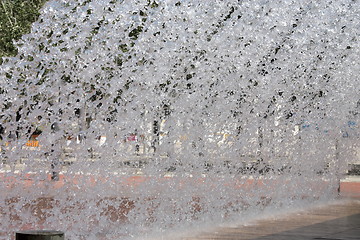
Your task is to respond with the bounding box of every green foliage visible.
[128,25,143,40]
[0,0,47,58]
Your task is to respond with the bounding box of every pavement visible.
[1,165,359,240]
[182,191,360,240]
[341,176,360,198]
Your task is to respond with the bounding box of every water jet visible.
[0,0,359,239]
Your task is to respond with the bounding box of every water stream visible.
[0,0,359,239]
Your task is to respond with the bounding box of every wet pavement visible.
[183,198,360,240]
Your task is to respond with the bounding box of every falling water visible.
[0,0,359,239]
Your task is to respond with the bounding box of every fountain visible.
[0,0,359,239]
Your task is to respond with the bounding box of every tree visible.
[0,0,47,59]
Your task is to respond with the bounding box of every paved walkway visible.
[182,199,360,240]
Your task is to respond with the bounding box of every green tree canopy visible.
[0,0,47,58]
